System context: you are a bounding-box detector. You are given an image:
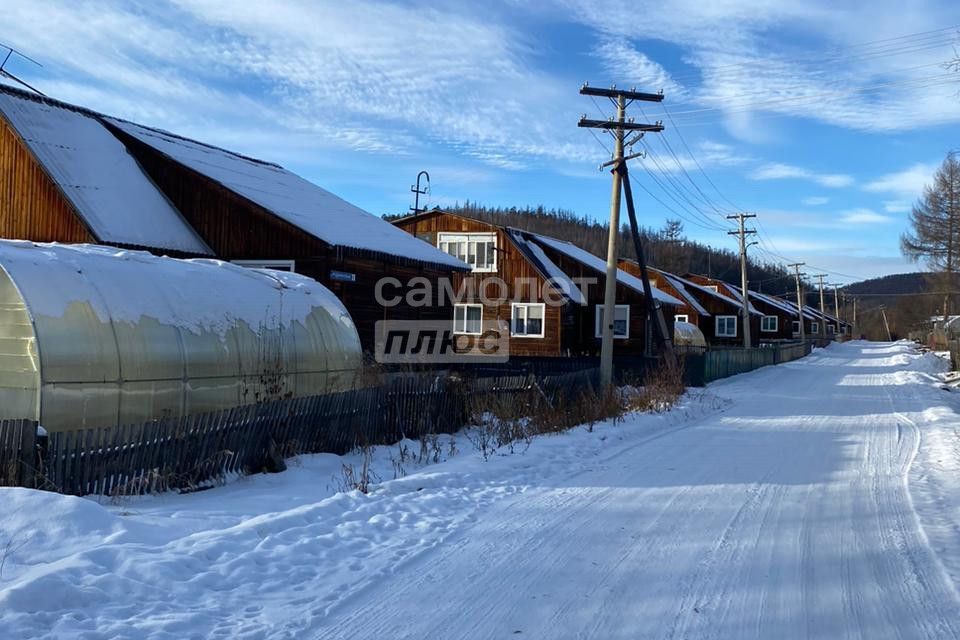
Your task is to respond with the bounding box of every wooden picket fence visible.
[0,369,598,497]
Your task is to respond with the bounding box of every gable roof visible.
[714,282,763,316]
[504,228,586,305]
[0,83,464,270]
[648,268,710,315]
[0,87,212,255]
[748,290,801,317]
[107,118,466,270]
[529,233,683,306]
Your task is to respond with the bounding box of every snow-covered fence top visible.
[0,240,362,432]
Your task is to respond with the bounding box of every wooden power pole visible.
[815,274,828,338]
[578,84,664,388]
[727,213,757,348]
[833,284,841,330]
[880,305,892,341]
[789,263,807,341]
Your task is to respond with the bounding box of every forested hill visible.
[386,202,791,285]
[842,272,935,297]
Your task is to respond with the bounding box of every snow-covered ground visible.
[1,341,959,639]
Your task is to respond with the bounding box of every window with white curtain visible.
[437,233,497,272]
[511,303,545,338]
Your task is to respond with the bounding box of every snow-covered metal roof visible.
[0,89,212,256]
[713,281,763,316]
[748,290,800,317]
[107,119,468,270]
[649,268,709,316]
[529,233,684,307]
[505,229,586,305]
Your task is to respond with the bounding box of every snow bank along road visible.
[1,341,960,639]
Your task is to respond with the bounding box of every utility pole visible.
[409,170,430,237]
[727,213,757,348]
[578,83,664,388]
[833,283,841,335]
[880,305,892,341]
[815,274,828,338]
[789,263,806,341]
[853,297,858,337]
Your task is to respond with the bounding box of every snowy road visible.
[316,342,960,639]
[2,342,960,639]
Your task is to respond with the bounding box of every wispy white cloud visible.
[863,162,939,196]
[750,163,854,188]
[802,196,830,206]
[4,0,603,170]
[839,208,894,225]
[882,199,913,213]
[592,38,684,97]
[550,0,960,138]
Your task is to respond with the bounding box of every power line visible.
[661,25,960,87]
[662,72,960,123]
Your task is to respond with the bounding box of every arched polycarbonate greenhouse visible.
[0,241,362,432]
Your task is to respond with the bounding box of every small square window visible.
[716,315,737,337]
[761,315,778,332]
[595,305,629,339]
[511,303,545,338]
[675,314,689,323]
[453,304,483,335]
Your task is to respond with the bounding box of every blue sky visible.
[4,0,960,284]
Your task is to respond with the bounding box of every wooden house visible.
[679,274,763,344]
[0,84,468,351]
[393,210,683,357]
[619,262,760,345]
[743,289,801,341]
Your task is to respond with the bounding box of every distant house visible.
[393,210,683,357]
[0,84,468,350]
[681,274,763,343]
[619,262,759,345]
[684,274,849,341]
[744,289,802,341]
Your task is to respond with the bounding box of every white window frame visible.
[510,303,546,338]
[437,232,497,273]
[827,324,836,335]
[811,321,820,334]
[761,315,778,333]
[453,304,483,335]
[595,304,630,339]
[715,315,738,338]
[675,314,689,323]
[231,259,296,272]
[705,285,719,292]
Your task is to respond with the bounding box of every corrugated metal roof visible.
[0,89,212,256]
[529,233,684,307]
[505,229,586,305]
[714,281,763,316]
[749,290,801,317]
[108,119,468,270]
[649,269,709,316]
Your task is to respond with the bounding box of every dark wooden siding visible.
[114,133,462,352]
[0,117,94,244]
[535,243,655,357]
[111,129,322,260]
[395,212,563,357]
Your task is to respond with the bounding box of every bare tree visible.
[901,152,960,319]
[947,46,959,73]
